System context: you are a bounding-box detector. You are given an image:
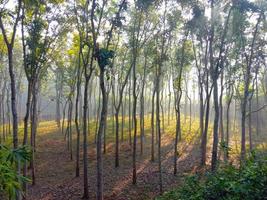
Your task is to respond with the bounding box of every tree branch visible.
[246,104,267,117]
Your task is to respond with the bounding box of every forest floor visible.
[24,116,267,200]
[17,115,266,200]
[25,117,219,200]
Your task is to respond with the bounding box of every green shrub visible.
[157,153,267,200]
[0,145,31,200]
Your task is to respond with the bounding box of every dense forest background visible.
[0,0,267,199]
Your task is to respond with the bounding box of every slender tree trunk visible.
[151,86,156,162]
[7,88,11,136]
[66,101,71,150]
[184,75,188,124]
[2,80,6,142]
[132,51,138,185]
[160,85,165,135]
[62,101,67,135]
[210,0,220,171]
[96,69,107,200]
[128,73,132,145]
[8,49,18,149]
[30,79,38,185]
[95,87,101,144]
[69,98,73,160]
[199,84,204,139]
[56,72,62,128]
[219,72,224,147]
[168,75,171,125]
[201,85,210,166]
[115,110,120,167]
[113,65,132,167]
[22,80,32,197]
[241,12,262,161]
[174,93,182,175]
[103,91,109,154]
[156,64,163,193]
[211,77,219,171]
[140,88,145,155]
[225,86,233,160]
[248,99,252,151]
[218,72,224,162]
[82,77,89,199]
[256,78,259,135]
[121,95,125,142]
[75,60,82,177]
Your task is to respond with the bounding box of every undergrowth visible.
[157,151,267,200]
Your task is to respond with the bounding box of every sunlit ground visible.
[1,115,266,199]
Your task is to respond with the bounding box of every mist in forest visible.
[0,0,267,200]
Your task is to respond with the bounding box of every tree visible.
[90,0,127,199]
[0,0,22,149]
[111,48,132,167]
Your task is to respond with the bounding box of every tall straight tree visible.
[73,0,97,197]
[210,0,232,170]
[240,11,263,160]
[112,50,132,168]
[90,0,127,199]
[0,0,22,149]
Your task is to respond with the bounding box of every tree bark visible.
[82,77,89,199]
[96,69,107,200]
[151,85,156,162]
[75,57,82,176]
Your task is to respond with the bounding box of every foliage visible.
[0,35,7,55]
[137,0,156,10]
[98,48,115,70]
[25,17,47,71]
[157,153,267,200]
[0,145,31,200]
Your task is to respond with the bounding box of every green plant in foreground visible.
[157,152,267,200]
[0,145,31,199]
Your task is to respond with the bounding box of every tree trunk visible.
[211,77,219,171]
[156,64,163,193]
[248,99,252,151]
[168,74,171,125]
[225,85,233,160]
[201,82,210,166]
[115,110,120,167]
[103,91,109,154]
[22,80,32,196]
[132,51,138,185]
[75,58,82,177]
[219,72,224,148]
[82,77,89,199]
[30,79,38,185]
[151,86,156,162]
[121,95,125,142]
[210,0,219,171]
[256,78,259,135]
[95,87,101,144]
[68,98,73,160]
[96,69,107,200]
[55,71,62,128]
[241,11,262,161]
[8,48,18,149]
[174,93,182,175]
[62,101,67,135]
[128,73,132,145]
